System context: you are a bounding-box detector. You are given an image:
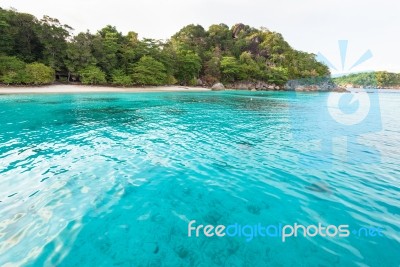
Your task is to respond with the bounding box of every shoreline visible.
[1,84,399,95]
[0,84,212,94]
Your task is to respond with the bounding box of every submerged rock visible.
[306,182,331,193]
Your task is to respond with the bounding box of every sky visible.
[1,0,399,74]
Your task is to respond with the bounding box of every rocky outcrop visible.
[225,81,283,91]
[211,83,225,91]
[212,77,347,92]
[285,77,347,92]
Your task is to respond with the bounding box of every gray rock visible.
[211,83,225,91]
[232,23,246,38]
[224,81,283,91]
[285,76,343,92]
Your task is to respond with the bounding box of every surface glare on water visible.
[0,91,399,266]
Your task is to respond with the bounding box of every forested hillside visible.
[0,7,330,86]
[334,72,400,88]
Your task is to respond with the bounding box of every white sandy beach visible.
[0,85,211,94]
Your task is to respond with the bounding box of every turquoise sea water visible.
[0,91,399,267]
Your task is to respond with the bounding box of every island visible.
[334,71,400,89]
[0,8,339,91]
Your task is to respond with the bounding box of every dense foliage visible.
[79,66,106,85]
[334,72,400,88]
[132,56,167,85]
[0,55,54,84]
[24,63,55,85]
[0,7,330,86]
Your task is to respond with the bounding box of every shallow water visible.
[0,91,399,266]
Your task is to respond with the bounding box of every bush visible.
[188,78,197,86]
[24,63,55,85]
[1,71,26,84]
[132,56,167,85]
[0,56,27,84]
[79,65,106,85]
[167,75,178,85]
[112,69,132,86]
[0,57,55,85]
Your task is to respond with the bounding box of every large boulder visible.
[211,83,225,91]
[232,23,246,38]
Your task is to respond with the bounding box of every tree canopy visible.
[132,56,167,85]
[0,7,331,87]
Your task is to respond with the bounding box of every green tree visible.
[36,15,72,71]
[267,67,289,85]
[171,24,208,59]
[119,31,140,73]
[203,56,221,85]
[65,32,97,79]
[175,50,201,85]
[79,65,106,84]
[112,69,132,86]
[131,56,167,85]
[239,51,262,80]
[376,71,390,87]
[0,8,13,55]
[208,24,233,52]
[92,26,123,79]
[220,56,243,82]
[7,10,43,62]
